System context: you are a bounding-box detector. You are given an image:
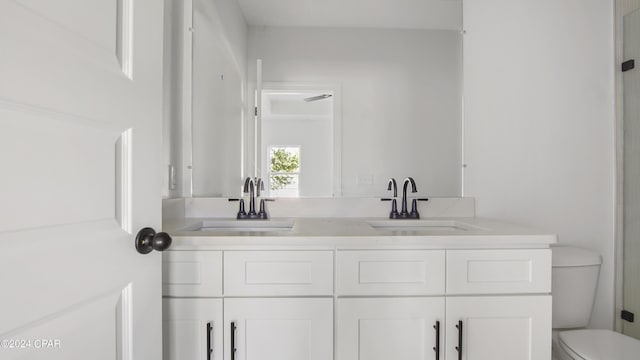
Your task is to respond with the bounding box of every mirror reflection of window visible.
[261,89,335,198]
[268,146,300,197]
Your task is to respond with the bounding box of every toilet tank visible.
[552,246,602,329]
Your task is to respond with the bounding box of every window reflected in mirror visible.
[268,146,300,198]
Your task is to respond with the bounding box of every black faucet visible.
[243,177,258,217]
[397,177,429,219]
[256,178,264,198]
[254,177,273,219]
[383,177,429,219]
[231,177,272,219]
[381,178,400,219]
[388,178,398,198]
[400,177,418,218]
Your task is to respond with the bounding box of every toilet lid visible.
[552,246,602,267]
[559,329,640,360]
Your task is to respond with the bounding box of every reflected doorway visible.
[260,85,341,197]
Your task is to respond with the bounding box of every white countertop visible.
[163,216,557,250]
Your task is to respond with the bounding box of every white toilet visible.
[552,246,640,359]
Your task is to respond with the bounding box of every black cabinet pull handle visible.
[455,320,463,360]
[231,322,237,360]
[206,322,213,360]
[433,320,440,360]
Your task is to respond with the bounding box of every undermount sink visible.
[181,220,295,233]
[367,219,481,232]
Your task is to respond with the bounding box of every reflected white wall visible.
[248,26,462,197]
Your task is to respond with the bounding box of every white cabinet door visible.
[224,298,333,360]
[164,298,223,360]
[445,296,552,360]
[0,0,164,359]
[337,297,445,360]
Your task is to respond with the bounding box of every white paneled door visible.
[0,0,165,359]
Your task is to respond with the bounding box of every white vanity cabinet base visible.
[164,246,554,360]
[164,298,223,360]
[337,297,445,360]
[224,298,333,360]
[445,295,552,360]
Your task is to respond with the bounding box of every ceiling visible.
[236,0,462,31]
[262,91,333,119]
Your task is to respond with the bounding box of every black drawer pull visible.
[455,320,463,360]
[231,322,237,360]
[433,320,440,360]
[206,322,213,360]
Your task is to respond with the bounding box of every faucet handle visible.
[229,198,247,219]
[381,198,400,219]
[409,198,429,219]
[257,198,275,219]
[409,199,419,219]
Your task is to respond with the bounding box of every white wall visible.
[248,26,462,197]
[163,0,248,198]
[162,0,182,199]
[463,0,616,329]
[191,0,246,197]
[210,0,248,72]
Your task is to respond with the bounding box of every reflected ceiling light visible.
[303,94,333,102]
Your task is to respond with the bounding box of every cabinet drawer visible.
[224,251,334,296]
[336,250,446,295]
[446,249,551,294]
[162,251,223,297]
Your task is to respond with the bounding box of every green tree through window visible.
[270,148,300,190]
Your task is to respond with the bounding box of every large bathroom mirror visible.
[188,0,463,198]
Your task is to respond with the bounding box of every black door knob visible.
[135,227,172,254]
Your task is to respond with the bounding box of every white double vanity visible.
[161,197,556,360]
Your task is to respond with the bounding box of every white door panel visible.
[15,0,118,52]
[0,104,122,232]
[0,0,140,115]
[0,0,164,359]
